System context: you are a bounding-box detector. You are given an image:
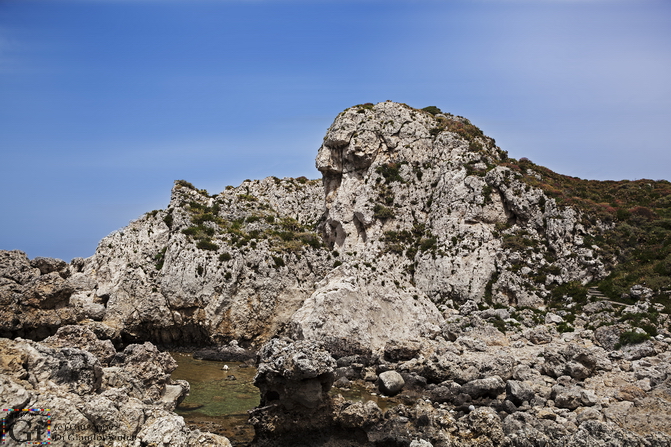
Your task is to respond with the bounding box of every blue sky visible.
[1,0,670,261]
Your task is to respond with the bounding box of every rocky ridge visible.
[2,101,671,446]
[0,102,624,353]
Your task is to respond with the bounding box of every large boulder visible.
[506,379,535,406]
[461,376,506,399]
[254,338,336,410]
[378,370,405,396]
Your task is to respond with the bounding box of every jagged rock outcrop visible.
[251,305,671,447]
[0,250,79,339]
[2,101,671,446]
[249,338,341,446]
[1,102,613,352]
[79,176,331,347]
[315,102,604,306]
[288,101,605,354]
[0,325,231,446]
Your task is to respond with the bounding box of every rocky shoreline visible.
[248,298,671,447]
[0,325,231,446]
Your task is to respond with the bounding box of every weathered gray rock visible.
[193,340,254,362]
[525,325,553,345]
[428,381,463,404]
[541,344,607,380]
[409,440,433,447]
[289,266,443,356]
[0,250,80,340]
[0,335,231,446]
[465,407,504,444]
[461,375,506,399]
[43,325,115,366]
[254,338,336,410]
[378,370,405,396]
[622,340,657,361]
[552,385,597,410]
[506,379,535,406]
[30,256,68,276]
[384,339,421,362]
[336,400,383,428]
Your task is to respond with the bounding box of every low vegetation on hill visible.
[508,158,671,307]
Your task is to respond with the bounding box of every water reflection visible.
[170,353,259,445]
[169,353,402,446]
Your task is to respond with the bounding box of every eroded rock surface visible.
[0,326,231,446]
[2,101,671,446]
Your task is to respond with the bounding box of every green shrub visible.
[469,141,483,152]
[163,213,174,229]
[640,323,658,337]
[549,281,588,307]
[501,234,534,252]
[219,252,231,262]
[175,179,195,189]
[491,317,506,334]
[355,103,374,112]
[373,204,394,219]
[300,234,322,248]
[193,213,218,225]
[237,194,258,202]
[422,106,442,115]
[420,237,437,252]
[616,330,650,348]
[557,322,574,333]
[616,208,631,221]
[182,227,198,236]
[376,163,404,183]
[154,247,167,270]
[196,239,219,251]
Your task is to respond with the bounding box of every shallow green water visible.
[170,353,259,445]
[171,353,260,416]
[331,383,398,412]
[169,353,402,445]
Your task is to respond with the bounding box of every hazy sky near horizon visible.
[1,0,670,261]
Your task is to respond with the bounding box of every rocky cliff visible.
[2,100,671,446]
[2,101,669,355]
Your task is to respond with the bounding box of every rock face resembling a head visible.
[316,102,505,252]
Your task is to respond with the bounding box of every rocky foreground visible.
[0,325,231,446]
[249,299,671,447]
[1,101,670,445]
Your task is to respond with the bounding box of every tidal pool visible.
[170,352,259,446]
[170,353,401,445]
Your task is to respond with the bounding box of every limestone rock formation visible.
[250,338,340,446]
[0,325,231,446]
[251,307,671,447]
[0,250,77,340]
[2,100,671,446]
[288,101,606,354]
